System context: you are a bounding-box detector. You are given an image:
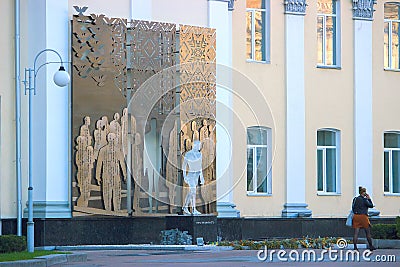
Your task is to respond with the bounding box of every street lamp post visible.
[22,48,70,253]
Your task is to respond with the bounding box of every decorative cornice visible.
[228,0,236,11]
[352,0,376,20]
[284,0,307,15]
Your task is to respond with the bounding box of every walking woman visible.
[352,186,376,251]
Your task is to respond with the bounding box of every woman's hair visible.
[359,186,366,194]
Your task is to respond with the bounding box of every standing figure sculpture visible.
[180,124,190,154]
[93,119,107,158]
[121,108,136,157]
[132,132,143,214]
[166,121,178,213]
[110,112,122,151]
[182,140,204,215]
[199,119,215,213]
[75,136,94,207]
[80,116,92,147]
[95,133,127,211]
[191,120,199,142]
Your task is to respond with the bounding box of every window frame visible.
[246,126,272,196]
[316,128,341,195]
[383,132,400,195]
[384,2,400,70]
[316,0,341,68]
[246,0,270,63]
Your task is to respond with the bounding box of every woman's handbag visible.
[345,211,354,227]
[345,197,356,227]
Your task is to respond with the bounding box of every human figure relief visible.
[198,119,212,213]
[132,132,143,214]
[208,124,217,213]
[182,140,204,215]
[101,116,110,137]
[121,108,137,157]
[166,121,178,213]
[191,120,199,142]
[199,119,209,142]
[180,124,190,154]
[93,119,107,159]
[80,116,93,147]
[110,112,122,151]
[95,133,127,211]
[75,136,94,207]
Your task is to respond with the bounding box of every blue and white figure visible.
[182,140,205,215]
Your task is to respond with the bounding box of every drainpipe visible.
[15,0,22,236]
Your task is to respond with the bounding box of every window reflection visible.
[247,0,265,9]
[384,3,400,69]
[317,0,337,66]
[246,12,253,60]
[246,0,267,61]
[392,22,399,69]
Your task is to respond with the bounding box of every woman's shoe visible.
[368,246,376,251]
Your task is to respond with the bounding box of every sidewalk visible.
[51,248,400,267]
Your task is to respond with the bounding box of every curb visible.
[55,244,233,251]
[0,252,87,267]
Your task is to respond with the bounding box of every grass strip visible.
[0,250,70,262]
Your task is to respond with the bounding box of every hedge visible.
[0,235,27,253]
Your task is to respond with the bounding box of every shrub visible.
[0,235,27,253]
[396,217,400,239]
[160,229,192,245]
[371,224,398,239]
[217,237,339,250]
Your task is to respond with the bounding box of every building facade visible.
[0,0,399,238]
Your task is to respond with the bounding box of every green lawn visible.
[0,250,69,262]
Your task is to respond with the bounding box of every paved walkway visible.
[53,248,400,267]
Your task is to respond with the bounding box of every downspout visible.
[15,0,22,236]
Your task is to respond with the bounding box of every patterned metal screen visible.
[72,11,216,217]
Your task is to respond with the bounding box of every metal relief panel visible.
[72,14,127,92]
[72,13,216,216]
[179,25,217,214]
[179,25,216,123]
[72,14,128,216]
[128,20,176,118]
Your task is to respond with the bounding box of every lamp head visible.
[53,66,70,87]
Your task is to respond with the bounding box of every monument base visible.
[281,203,312,218]
[217,202,240,218]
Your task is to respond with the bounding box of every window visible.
[246,0,269,62]
[384,132,400,194]
[247,127,272,195]
[317,129,341,194]
[384,3,400,70]
[317,0,340,67]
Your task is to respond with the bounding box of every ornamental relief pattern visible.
[284,0,307,14]
[352,0,376,20]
